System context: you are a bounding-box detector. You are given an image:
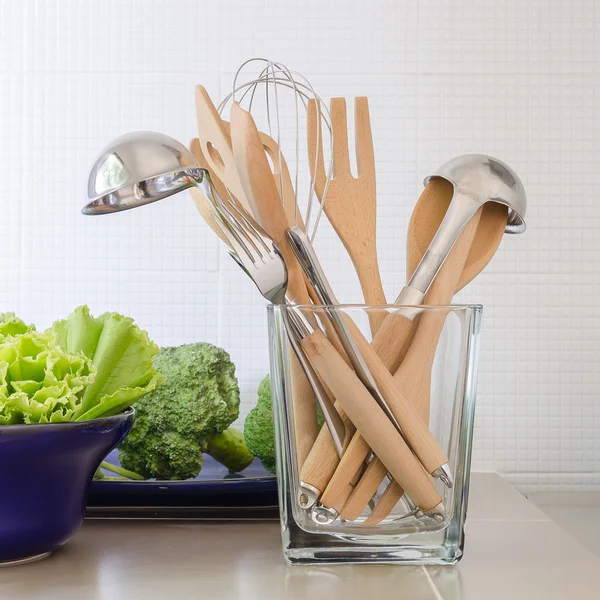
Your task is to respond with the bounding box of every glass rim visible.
[267,303,483,312]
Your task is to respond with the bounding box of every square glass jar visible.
[267,304,482,565]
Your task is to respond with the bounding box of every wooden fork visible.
[308,97,386,335]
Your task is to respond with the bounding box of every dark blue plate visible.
[86,450,279,519]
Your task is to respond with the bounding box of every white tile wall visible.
[0,0,598,491]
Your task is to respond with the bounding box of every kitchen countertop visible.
[1,473,597,600]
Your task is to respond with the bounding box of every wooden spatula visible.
[194,86,251,211]
[188,138,238,247]
[231,102,446,514]
[194,91,321,469]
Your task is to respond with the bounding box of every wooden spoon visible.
[340,205,485,522]
[230,103,311,306]
[408,180,508,290]
[345,188,509,523]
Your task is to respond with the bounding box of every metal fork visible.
[208,187,346,465]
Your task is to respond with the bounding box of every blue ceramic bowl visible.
[0,409,135,565]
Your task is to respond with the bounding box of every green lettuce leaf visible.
[50,306,164,421]
[0,313,35,341]
[0,330,96,424]
[0,307,163,425]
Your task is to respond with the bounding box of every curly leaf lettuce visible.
[0,306,163,425]
[0,331,95,425]
[51,306,164,421]
[0,313,35,341]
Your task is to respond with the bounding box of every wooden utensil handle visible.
[363,481,405,525]
[299,421,340,493]
[366,308,387,338]
[289,350,319,469]
[297,386,358,495]
[299,329,441,511]
[393,308,452,423]
[370,311,419,372]
[354,251,387,335]
[319,433,371,511]
[346,317,449,474]
[306,284,350,362]
[340,370,439,523]
[338,375,433,521]
[298,385,356,495]
[339,457,389,520]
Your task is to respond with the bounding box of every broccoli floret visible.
[243,374,325,474]
[244,375,276,473]
[205,427,254,473]
[118,343,240,480]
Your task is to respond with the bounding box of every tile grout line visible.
[422,566,444,600]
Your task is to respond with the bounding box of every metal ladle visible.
[341,155,527,525]
[296,154,527,525]
[83,130,346,456]
[396,154,527,307]
[84,131,206,215]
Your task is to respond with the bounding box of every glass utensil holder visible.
[267,304,482,565]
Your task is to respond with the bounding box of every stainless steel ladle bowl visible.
[83,131,205,215]
[426,153,527,234]
[397,153,527,306]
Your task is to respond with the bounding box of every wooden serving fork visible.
[308,97,387,335]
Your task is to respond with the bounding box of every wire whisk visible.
[217,58,334,242]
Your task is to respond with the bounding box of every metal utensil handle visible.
[400,190,481,300]
[281,308,345,456]
[286,226,405,435]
